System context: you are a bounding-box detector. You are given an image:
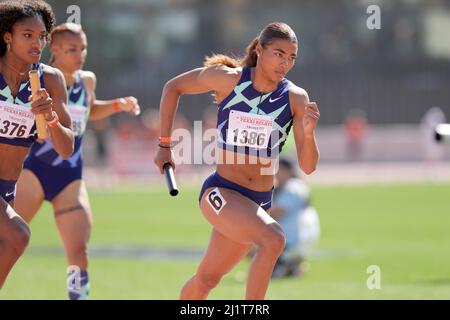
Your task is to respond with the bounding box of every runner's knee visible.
[7,216,31,256]
[196,272,222,292]
[257,224,286,255]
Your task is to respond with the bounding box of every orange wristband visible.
[47,111,59,128]
[112,99,122,112]
[159,136,172,144]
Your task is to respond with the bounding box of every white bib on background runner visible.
[69,104,88,136]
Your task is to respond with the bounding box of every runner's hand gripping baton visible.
[29,70,48,140]
[163,163,178,196]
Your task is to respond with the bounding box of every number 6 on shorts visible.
[207,188,227,215]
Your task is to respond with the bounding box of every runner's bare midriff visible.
[216,149,275,192]
[0,143,29,180]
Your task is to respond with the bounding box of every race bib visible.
[69,104,88,136]
[0,101,35,139]
[226,110,273,149]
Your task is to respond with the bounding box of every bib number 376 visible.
[0,101,34,139]
[0,119,27,137]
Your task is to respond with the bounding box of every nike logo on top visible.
[72,86,82,94]
[5,191,14,197]
[269,96,282,103]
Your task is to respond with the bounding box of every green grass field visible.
[1,182,449,299]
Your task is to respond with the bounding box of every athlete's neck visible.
[251,66,277,94]
[53,63,78,86]
[0,53,31,82]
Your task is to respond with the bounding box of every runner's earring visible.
[7,43,10,51]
